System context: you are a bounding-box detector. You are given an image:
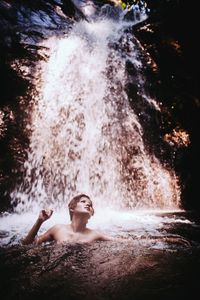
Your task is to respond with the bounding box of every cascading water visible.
[0,2,185,246]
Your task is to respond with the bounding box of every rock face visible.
[0,239,199,300]
[133,0,200,211]
[0,0,74,211]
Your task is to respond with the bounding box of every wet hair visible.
[68,194,93,220]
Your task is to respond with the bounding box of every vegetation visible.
[118,0,149,11]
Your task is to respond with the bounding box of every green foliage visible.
[119,0,148,11]
[120,1,127,9]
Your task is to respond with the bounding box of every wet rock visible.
[132,0,200,211]
[0,239,199,300]
[0,1,74,211]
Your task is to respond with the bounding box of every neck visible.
[71,215,88,233]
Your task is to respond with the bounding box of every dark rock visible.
[0,0,74,211]
[132,0,200,211]
[0,238,199,300]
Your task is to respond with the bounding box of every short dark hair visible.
[68,194,92,220]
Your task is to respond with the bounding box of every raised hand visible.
[38,209,53,222]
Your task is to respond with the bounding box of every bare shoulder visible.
[49,224,69,233]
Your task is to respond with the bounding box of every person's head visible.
[68,194,94,221]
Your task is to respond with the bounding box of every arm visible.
[22,209,53,245]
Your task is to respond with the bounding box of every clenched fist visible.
[38,208,53,222]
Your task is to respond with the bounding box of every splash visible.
[11,14,180,213]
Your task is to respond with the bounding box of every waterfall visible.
[10,6,181,214]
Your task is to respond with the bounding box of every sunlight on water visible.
[10,16,181,214]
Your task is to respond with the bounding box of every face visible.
[73,197,94,218]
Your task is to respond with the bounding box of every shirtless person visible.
[22,194,112,245]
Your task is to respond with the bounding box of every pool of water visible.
[0,208,199,248]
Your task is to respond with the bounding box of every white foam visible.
[0,208,191,246]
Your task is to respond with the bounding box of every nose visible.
[85,202,92,209]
